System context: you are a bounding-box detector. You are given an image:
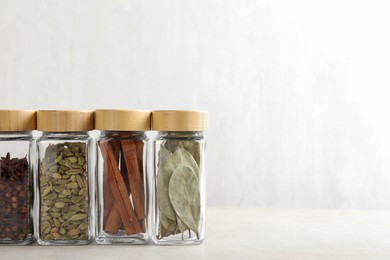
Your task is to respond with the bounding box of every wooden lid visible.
[37,110,94,132]
[0,110,36,131]
[152,110,208,131]
[95,109,151,131]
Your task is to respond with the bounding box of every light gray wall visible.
[1,0,390,209]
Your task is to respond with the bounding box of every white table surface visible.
[3,208,390,259]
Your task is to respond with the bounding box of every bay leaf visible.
[159,210,171,229]
[168,165,200,235]
[169,148,183,166]
[157,144,171,168]
[165,218,177,236]
[164,140,183,153]
[156,157,178,220]
[157,145,199,236]
[163,141,200,173]
[158,223,164,239]
[158,214,177,239]
[178,148,200,179]
[176,216,189,234]
[182,141,201,167]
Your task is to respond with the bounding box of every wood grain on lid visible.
[152,110,208,131]
[37,110,93,132]
[0,110,36,131]
[95,109,151,131]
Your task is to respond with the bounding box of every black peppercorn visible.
[0,153,31,241]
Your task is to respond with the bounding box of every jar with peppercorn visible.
[0,110,36,245]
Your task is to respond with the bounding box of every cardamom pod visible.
[39,142,89,241]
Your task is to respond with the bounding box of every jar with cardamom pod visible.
[0,110,36,245]
[151,110,208,245]
[95,109,151,244]
[36,110,94,245]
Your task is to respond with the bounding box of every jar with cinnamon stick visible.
[0,110,36,245]
[151,110,208,245]
[95,109,150,244]
[36,110,94,245]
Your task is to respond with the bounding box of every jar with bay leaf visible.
[36,110,94,245]
[95,109,151,244]
[152,110,208,245]
[0,110,36,245]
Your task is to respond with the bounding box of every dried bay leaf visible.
[158,145,171,168]
[158,216,175,239]
[156,146,184,221]
[182,141,201,167]
[179,148,200,178]
[176,216,189,234]
[163,141,200,172]
[157,142,202,239]
[156,159,177,220]
[159,210,171,229]
[168,165,200,235]
[164,140,183,153]
[164,140,201,166]
[169,147,183,166]
[163,218,177,237]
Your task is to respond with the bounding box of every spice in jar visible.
[95,109,150,244]
[37,110,93,245]
[157,140,201,240]
[0,153,30,241]
[98,139,146,235]
[39,142,89,241]
[152,110,208,244]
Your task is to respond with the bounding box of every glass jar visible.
[0,110,36,245]
[95,109,151,244]
[151,110,208,245]
[36,110,94,245]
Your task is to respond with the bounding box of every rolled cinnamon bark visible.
[121,140,145,221]
[99,141,142,235]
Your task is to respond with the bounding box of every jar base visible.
[0,234,35,245]
[96,233,148,245]
[37,238,92,246]
[151,236,204,246]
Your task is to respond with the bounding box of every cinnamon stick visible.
[120,144,131,194]
[139,219,146,233]
[119,144,129,232]
[104,203,122,234]
[135,140,144,179]
[103,140,122,233]
[103,183,116,229]
[110,140,120,162]
[120,140,145,220]
[99,141,142,235]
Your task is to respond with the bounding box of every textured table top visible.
[3,208,390,259]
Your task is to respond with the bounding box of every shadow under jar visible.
[95,109,151,244]
[36,110,94,245]
[0,110,36,245]
[151,110,208,245]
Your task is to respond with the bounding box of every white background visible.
[1,0,390,209]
